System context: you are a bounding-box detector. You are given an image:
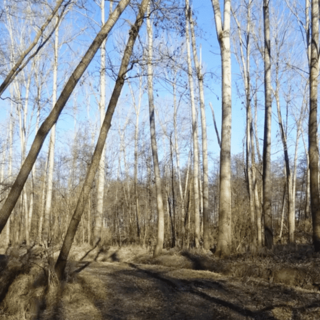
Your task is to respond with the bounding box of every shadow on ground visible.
[73,261,320,320]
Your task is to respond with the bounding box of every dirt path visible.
[74,261,320,320]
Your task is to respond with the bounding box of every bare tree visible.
[93,0,112,246]
[0,0,131,236]
[211,0,232,256]
[188,4,210,249]
[263,0,273,249]
[185,0,200,248]
[0,0,71,96]
[55,0,149,279]
[309,0,320,251]
[42,17,60,244]
[146,1,165,256]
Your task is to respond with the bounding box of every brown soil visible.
[0,245,320,319]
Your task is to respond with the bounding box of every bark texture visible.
[185,0,200,248]
[211,0,232,256]
[263,0,273,249]
[147,2,165,256]
[309,0,320,252]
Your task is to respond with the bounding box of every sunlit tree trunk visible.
[94,0,109,245]
[42,17,59,244]
[211,0,232,256]
[185,0,200,248]
[188,5,210,249]
[146,2,165,256]
[0,0,68,96]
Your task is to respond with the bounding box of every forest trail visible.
[72,260,320,320]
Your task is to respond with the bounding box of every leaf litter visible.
[0,243,319,319]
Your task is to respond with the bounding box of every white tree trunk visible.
[172,71,186,248]
[147,2,165,256]
[188,6,210,249]
[42,17,59,244]
[185,0,200,248]
[94,0,108,245]
[211,0,232,256]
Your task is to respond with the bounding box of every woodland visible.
[0,0,320,319]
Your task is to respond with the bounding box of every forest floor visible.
[0,244,320,319]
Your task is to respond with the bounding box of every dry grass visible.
[1,242,319,319]
[0,244,107,320]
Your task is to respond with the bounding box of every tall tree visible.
[232,0,257,245]
[309,0,320,251]
[93,0,112,245]
[55,0,149,279]
[188,4,210,249]
[185,0,200,248]
[211,0,232,256]
[263,0,273,249]
[42,17,60,244]
[0,0,130,236]
[147,1,165,256]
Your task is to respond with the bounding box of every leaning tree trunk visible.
[309,0,320,252]
[0,0,69,96]
[263,0,273,249]
[0,0,130,235]
[211,0,232,256]
[55,0,149,280]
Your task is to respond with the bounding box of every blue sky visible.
[0,0,310,177]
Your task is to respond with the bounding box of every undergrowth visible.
[0,244,106,320]
[1,240,319,319]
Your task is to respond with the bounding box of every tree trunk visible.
[185,0,200,248]
[274,91,294,242]
[42,17,59,244]
[263,0,273,249]
[5,102,14,246]
[0,0,130,235]
[128,76,143,243]
[188,5,210,249]
[94,0,108,245]
[172,71,186,248]
[309,0,320,251]
[211,0,232,256]
[233,1,256,244]
[55,0,148,279]
[170,134,176,247]
[0,0,69,96]
[146,2,165,256]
